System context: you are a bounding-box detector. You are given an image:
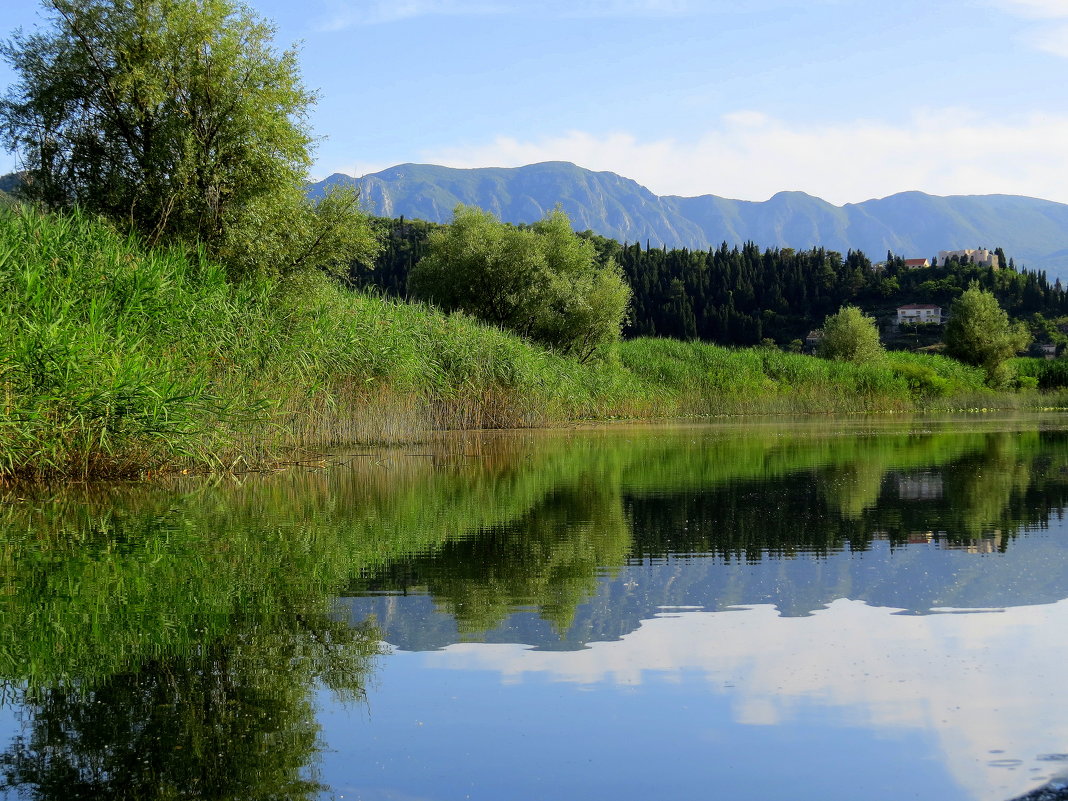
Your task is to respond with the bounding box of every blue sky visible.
[2,0,1067,204]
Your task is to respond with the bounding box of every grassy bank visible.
[0,204,1037,481]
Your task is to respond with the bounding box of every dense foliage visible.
[3,206,1015,480]
[945,283,1032,386]
[819,306,885,363]
[408,206,631,361]
[0,0,378,278]
[366,225,1068,347]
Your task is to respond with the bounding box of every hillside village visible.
[850,247,1064,356]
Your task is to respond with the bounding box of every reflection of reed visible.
[0,620,381,801]
[4,422,1068,684]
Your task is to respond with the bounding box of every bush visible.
[408,206,631,361]
[889,361,951,397]
[818,306,884,363]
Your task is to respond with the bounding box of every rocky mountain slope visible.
[308,161,1068,277]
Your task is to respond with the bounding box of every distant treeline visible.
[357,217,1068,347]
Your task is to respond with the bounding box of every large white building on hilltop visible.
[936,248,999,268]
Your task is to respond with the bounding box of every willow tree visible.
[0,0,377,278]
[409,206,631,361]
[944,282,1031,386]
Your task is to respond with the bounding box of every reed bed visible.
[0,204,1028,482]
[617,338,991,415]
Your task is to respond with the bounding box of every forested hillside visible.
[356,218,1068,348]
[309,162,1068,278]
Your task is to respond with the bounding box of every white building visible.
[897,304,942,324]
[936,249,999,268]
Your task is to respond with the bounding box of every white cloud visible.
[996,0,1068,19]
[1031,22,1068,55]
[315,1,504,30]
[555,0,696,17]
[413,109,1068,204]
[993,0,1068,56]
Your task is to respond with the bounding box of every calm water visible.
[3,415,1068,800]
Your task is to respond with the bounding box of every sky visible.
[1,0,1067,205]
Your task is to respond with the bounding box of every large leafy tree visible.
[818,305,884,363]
[409,206,631,361]
[0,0,377,277]
[944,282,1031,386]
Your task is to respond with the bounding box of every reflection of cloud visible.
[413,110,1068,205]
[426,599,1068,801]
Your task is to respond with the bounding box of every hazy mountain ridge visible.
[308,162,1068,277]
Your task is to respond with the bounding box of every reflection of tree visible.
[620,431,1068,560]
[939,433,1034,540]
[818,459,888,520]
[0,613,379,801]
[360,483,630,636]
[350,426,1068,638]
[853,432,1068,547]
[0,483,383,801]
[627,476,872,562]
[6,419,1068,792]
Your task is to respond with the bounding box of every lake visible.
[2,414,1068,801]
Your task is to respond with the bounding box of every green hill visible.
[308,162,1068,280]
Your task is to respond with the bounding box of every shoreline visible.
[2,204,1060,483]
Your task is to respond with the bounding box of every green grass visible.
[618,338,990,414]
[0,204,1030,481]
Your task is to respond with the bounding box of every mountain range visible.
[308,161,1068,279]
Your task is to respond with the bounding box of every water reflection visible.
[347,423,1068,649]
[0,488,382,800]
[1,415,1068,800]
[403,599,1068,801]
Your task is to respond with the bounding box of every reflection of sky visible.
[318,599,1068,801]
[341,526,1068,651]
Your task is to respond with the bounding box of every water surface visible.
[2,415,1068,800]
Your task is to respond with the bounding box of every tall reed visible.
[0,204,1025,481]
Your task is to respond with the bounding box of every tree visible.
[408,206,631,361]
[818,305,884,363]
[944,282,1031,386]
[0,0,377,278]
